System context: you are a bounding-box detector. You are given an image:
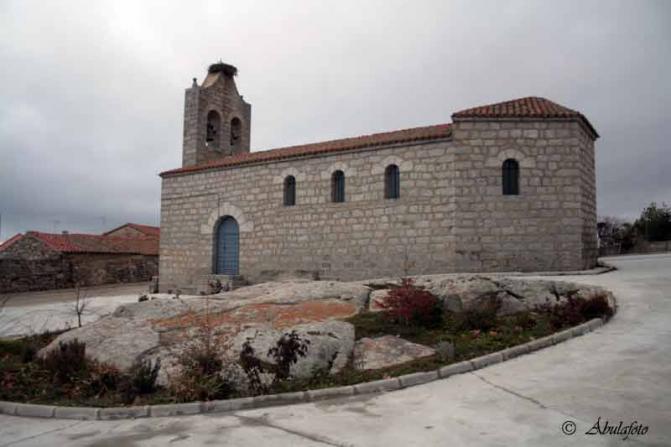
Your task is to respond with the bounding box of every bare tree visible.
[0,295,11,313]
[73,283,88,328]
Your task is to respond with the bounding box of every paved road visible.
[1,254,669,446]
[2,282,148,308]
[0,283,151,338]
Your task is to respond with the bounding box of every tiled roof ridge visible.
[24,231,158,255]
[103,223,160,238]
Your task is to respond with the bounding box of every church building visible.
[158,63,599,293]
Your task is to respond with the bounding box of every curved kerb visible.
[0,317,607,420]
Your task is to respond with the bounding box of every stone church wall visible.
[450,119,597,271]
[159,119,597,291]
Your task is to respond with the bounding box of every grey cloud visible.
[0,0,669,240]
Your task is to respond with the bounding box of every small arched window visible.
[384,164,400,199]
[230,117,241,148]
[284,175,296,207]
[331,170,345,203]
[206,110,221,148]
[502,159,520,195]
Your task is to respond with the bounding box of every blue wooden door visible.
[215,217,239,275]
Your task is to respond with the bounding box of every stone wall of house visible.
[0,235,59,261]
[0,235,69,293]
[0,235,158,293]
[159,118,597,291]
[0,258,71,293]
[68,254,158,287]
[0,254,158,294]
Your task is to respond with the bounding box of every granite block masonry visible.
[158,63,599,292]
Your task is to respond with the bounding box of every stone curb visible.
[0,317,607,420]
[353,377,401,394]
[399,370,439,388]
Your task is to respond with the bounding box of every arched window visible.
[206,110,221,148]
[284,175,296,206]
[502,159,519,195]
[230,117,241,148]
[384,164,400,199]
[331,170,345,203]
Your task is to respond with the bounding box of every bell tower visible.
[182,62,252,167]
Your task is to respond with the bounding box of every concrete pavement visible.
[1,254,669,446]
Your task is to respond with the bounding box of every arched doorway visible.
[214,216,239,275]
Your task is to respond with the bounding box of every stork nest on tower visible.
[208,62,238,77]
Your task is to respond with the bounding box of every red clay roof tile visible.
[452,96,598,137]
[0,233,23,253]
[25,232,158,256]
[160,123,453,177]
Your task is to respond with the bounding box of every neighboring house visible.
[158,63,598,293]
[103,223,161,239]
[0,224,159,293]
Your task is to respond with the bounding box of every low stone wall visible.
[0,257,71,293]
[69,254,158,287]
[0,254,158,294]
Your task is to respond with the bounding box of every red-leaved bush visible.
[380,278,443,327]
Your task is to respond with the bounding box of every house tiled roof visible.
[0,233,23,253]
[452,96,598,137]
[103,223,160,239]
[160,123,453,177]
[26,232,159,256]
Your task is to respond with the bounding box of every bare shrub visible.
[169,298,238,401]
[41,339,88,383]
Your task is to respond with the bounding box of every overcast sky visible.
[0,0,669,239]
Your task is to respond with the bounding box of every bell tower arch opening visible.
[181,62,252,167]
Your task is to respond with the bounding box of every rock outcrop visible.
[363,275,611,316]
[39,275,612,386]
[40,280,370,384]
[353,336,436,370]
